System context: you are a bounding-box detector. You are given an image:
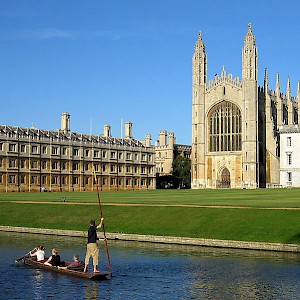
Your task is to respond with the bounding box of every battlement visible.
[206,67,242,91]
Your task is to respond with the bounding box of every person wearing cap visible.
[84,218,104,273]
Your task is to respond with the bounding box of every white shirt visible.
[36,250,45,261]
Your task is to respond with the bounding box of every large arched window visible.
[208,101,242,152]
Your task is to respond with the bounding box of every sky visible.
[0,0,300,145]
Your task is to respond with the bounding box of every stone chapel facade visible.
[191,23,300,189]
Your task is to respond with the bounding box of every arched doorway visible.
[217,168,231,188]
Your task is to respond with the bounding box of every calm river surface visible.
[1,231,300,299]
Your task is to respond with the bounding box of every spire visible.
[242,23,257,81]
[286,76,291,100]
[194,31,205,52]
[276,73,283,127]
[276,73,280,96]
[265,68,271,122]
[286,77,293,125]
[264,68,268,90]
[244,23,256,46]
[221,65,226,77]
[193,31,207,85]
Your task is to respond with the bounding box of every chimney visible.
[145,134,151,147]
[103,124,111,137]
[61,112,70,133]
[125,121,133,139]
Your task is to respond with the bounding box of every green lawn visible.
[1,188,300,208]
[1,189,300,245]
[1,201,300,244]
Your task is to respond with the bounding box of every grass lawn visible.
[1,189,300,244]
[1,188,300,208]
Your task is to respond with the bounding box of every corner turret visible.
[242,23,259,187]
[192,30,207,188]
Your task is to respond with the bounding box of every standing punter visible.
[84,218,104,273]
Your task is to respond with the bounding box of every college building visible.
[155,130,191,177]
[192,23,300,189]
[0,113,156,192]
[279,125,300,188]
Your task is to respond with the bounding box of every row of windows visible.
[1,174,152,186]
[0,143,152,161]
[0,158,153,173]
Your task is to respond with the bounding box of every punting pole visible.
[15,247,35,263]
[93,167,112,275]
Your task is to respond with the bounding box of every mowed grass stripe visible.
[4,200,300,211]
[1,189,300,208]
[1,202,300,244]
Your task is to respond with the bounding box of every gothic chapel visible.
[191,24,299,189]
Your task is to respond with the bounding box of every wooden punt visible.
[23,258,111,280]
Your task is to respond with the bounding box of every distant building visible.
[192,23,300,189]
[155,130,191,176]
[0,113,156,192]
[279,125,300,188]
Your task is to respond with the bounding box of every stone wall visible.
[1,225,300,253]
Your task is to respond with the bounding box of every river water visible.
[1,231,300,300]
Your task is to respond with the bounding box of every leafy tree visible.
[172,155,191,189]
[156,175,180,189]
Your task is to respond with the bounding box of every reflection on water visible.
[1,231,300,299]
[31,270,46,300]
[84,280,100,300]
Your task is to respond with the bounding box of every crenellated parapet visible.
[206,66,242,91]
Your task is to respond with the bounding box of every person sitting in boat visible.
[59,255,84,270]
[30,245,45,261]
[44,248,61,267]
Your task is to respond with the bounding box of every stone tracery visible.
[208,101,242,152]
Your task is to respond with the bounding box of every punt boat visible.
[23,257,111,280]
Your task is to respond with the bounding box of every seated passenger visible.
[30,245,45,261]
[59,255,84,270]
[44,248,61,266]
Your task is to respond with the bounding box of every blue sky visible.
[0,0,299,145]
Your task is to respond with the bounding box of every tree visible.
[156,175,180,189]
[172,155,191,189]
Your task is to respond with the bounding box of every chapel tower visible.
[241,23,259,187]
[191,32,207,188]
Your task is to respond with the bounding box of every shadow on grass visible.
[285,233,300,245]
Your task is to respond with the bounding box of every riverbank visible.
[2,189,300,247]
[2,225,300,253]
[2,200,300,244]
